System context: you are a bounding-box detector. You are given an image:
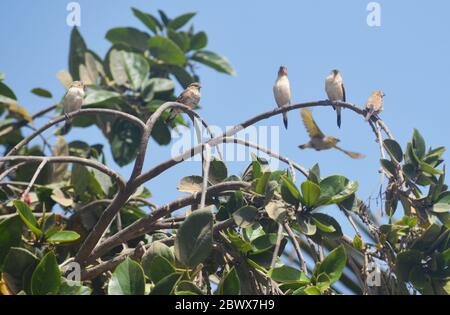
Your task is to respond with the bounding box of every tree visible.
[0,8,449,296]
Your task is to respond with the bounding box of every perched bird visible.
[273,66,291,129]
[365,90,385,121]
[61,81,85,135]
[166,82,201,124]
[298,108,365,159]
[325,69,346,128]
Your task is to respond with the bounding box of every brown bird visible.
[325,69,346,128]
[298,108,366,159]
[61,81,85,135]
[365,90,385,121]
[273,66,291,129]
[166,82,201,124]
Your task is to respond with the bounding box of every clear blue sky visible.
[1,0,449,220]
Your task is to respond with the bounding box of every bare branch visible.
[85,181,250,264]
[20,159,48,200]
[0,156,125,191]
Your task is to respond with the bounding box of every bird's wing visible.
[334,145,366,159]
[341,83,346,102]
[301,108,325,138]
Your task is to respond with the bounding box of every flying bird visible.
[61,81,85,135]
[325,69,346,128]
[365,90,385,121]
[166,82,201,124]
[298,108,366,159]
[273,66,291,129]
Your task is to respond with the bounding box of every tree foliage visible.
[0,8,449,296]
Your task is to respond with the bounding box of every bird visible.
[61,81,85,135]
[325,69,346,128]
[166,82,201,124]
[298,108,366,159]
[365,90,385,121]
[273,66,291,129]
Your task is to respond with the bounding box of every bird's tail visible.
[336,107,342,128]
[365,108,374,122]
[298,143,311,150]
[334,146,366,159]
[282,112,288,129]
[60,121,72,135]
[165,109,177,124]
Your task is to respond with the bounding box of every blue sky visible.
[1,0,449,222]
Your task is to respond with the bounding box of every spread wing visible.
[301,108,325,138]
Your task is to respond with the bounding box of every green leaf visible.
[304,286,321,295]
[380,159,397,177]
[106,27,150,52]
[216,267,240,295]
[168,12,196,30]
[419,160,443,176]
[396,250,422,282]
[295,215,317,236]
[70,164,90,196]
[148,36,186,66]
[0,82,17,101]
[31,251,61,295]
[191,50,236,75]
[383,139,403,163]
[177,175,203,193]
[311,213,342,239]
[150,118,171,145]
[14,200,42,237]
[316,245,347,285]
[167,65,195,88]
[251,233,279,254]
[412,129,426,159]
[131,8,161,34]
[83,89,120,106]
[316,273,332,292]
[109,119,142,166]
[318,176,358,205]
[280,176,300,206]
[58,278,92,295]
[232,206,258,228]
[31,88,52,98]
[68,27,87,81]
[3,247,38,279]
[108,258,145,295]
[109,49,149,90]
[141,241,175,274]
[176,281,204,295]
[190,31,208,50]
[174,206,213,268]
[149,272,182,295]
[433,194,450,213]
[255,172,271,194]
[0,216,23,267]
[46,231,80,244]
[268,265,310,284]
[208,159,228,184]
[301,180,321,207]
[144,255,176,284]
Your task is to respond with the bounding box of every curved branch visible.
[134,101,392,187]
[0,156,125,191]
[3,108,146,160]
[130,102,223,180]
[85,181,250,264]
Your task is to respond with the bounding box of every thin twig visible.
[283,223,308,274]
[270,224,284,270]
[20,159,48,200]
[200,144,211,209]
